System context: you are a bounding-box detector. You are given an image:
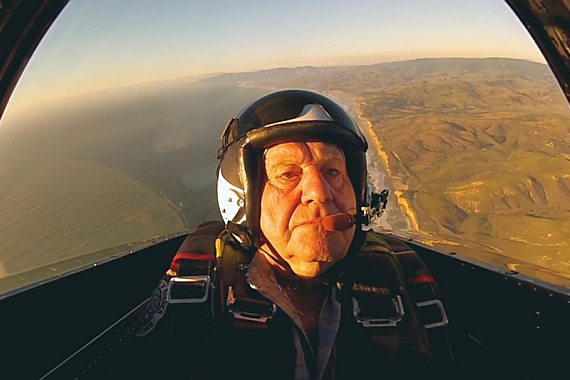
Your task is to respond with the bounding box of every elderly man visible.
[137,90,455,380]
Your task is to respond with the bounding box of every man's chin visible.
[290,260,333,278]
[290,232,338,260]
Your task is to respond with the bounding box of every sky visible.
[5,0,546,112]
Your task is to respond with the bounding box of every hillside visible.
[200,58,570,275]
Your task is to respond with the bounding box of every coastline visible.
[234,83,419,232]
[326,91,419,232]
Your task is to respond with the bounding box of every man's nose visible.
[301,166,333,205]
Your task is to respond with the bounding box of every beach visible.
[325,91,413,232]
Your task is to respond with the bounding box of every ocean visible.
[0,83,270,277]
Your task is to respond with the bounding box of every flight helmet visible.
[216,89,369,247]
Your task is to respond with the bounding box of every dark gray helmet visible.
[216,89,368,246]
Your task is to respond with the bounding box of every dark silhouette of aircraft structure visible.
[0,1,569,379]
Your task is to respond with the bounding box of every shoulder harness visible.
[159,221,454,377]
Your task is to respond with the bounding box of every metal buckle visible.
[227,286,276,323]
[417,299,449,329]
[167,275,210,304]
[353,294,405,327]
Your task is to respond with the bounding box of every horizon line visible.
[5,55,550,115]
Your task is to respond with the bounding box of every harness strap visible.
[335,232,433,379]
[157,223,456,378]
[385,234,457,378]
[213,230,296,379]
[159,222,225,379]
[216,231,276,328]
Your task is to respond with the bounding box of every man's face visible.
[260,141,357,278]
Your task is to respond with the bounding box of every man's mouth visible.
[295,219,321,228]
[294,213,355,232]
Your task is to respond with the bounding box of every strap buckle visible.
[167,275,210,304]
[227,286,276,323]
[353,294,405,327]
[417,299,449,329]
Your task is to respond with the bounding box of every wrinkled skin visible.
[260,142,356,278]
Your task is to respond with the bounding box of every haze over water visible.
[2,57,570,295]
[0,84,269,277]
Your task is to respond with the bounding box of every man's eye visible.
[326,168,340,177]
[279,172,298,180]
